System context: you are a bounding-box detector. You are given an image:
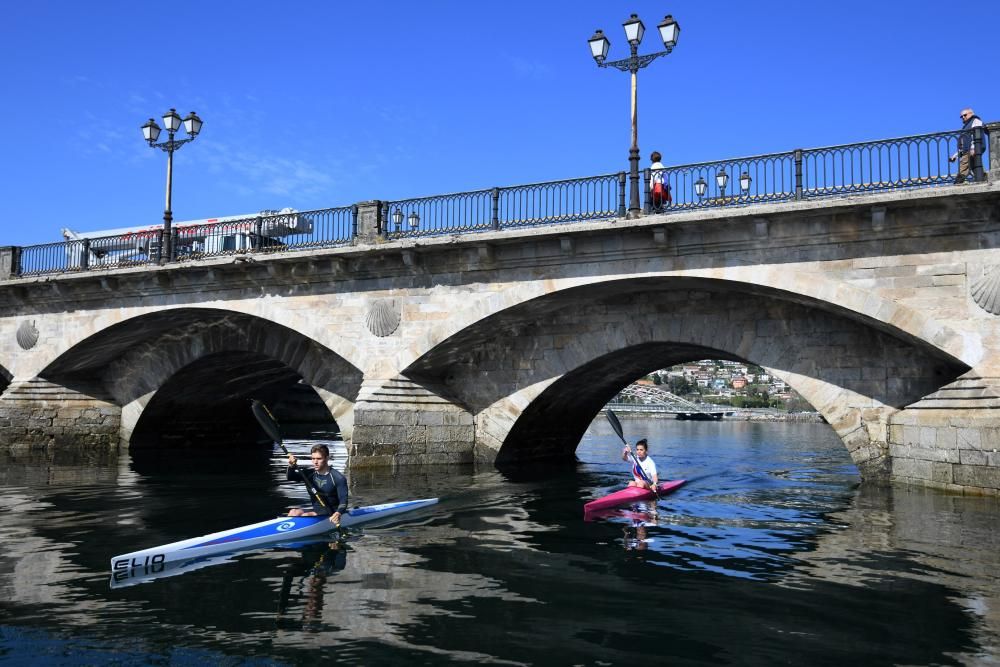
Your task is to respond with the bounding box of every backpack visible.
[651,182,671,207]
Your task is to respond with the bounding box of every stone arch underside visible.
[39,308,363,450]
[401,278,969,478]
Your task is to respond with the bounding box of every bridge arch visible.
[401,278,968,478]
[39,308,363,449]
[393,269,976,376]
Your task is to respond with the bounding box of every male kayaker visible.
[622,438,659,490]
[287,444,348,524]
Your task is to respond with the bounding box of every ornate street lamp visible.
[740,171,753,194]
[408,211,420,230]
[392,208,404,232]
[141,108,203,263]
[694,176,707,200]
[716,170,729,198]
[588,13,681,219]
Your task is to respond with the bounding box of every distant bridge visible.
[605,383,727,419]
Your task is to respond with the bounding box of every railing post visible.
[155,229,164,264]
[354,200,383,244]
[617,171,627,218]
[491,187,500,230]
[80,239,90,270]
[0,246,19,279]
[170,229,179,262]
[794,149,803,200]
[642,167,651,213]
[254,217,264,252]
[972,125,986,183]
[986,122,999,184]
[351,204,359,239]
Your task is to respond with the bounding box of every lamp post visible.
[588,13,680,219]
[390,209,420,234]
[694,176,707,200]
[716,170,729,199]
[141,109,203,263]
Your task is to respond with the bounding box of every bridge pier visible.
[349,378,475,467]
[0,378,120,452]
[889,375,1000,493]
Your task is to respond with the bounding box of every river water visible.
[1,418,999,666]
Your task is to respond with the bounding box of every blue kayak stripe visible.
[179,499,434,550]
[183,516,326,549]
[348,499,429,516]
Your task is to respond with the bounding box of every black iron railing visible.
[174,206,355,261]
[643,126,991,212]
[381,173,623,239]
[5,125,992,278]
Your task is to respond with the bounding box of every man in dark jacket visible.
[950,108,986,184]
[287,444,348,524]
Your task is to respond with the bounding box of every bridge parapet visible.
[5,124,994,279]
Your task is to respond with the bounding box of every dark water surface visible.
[2,419,1000,665]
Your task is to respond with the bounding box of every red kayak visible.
[584,479,686,514]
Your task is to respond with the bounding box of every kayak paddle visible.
[605,408,658,496]
[251,399,334,520]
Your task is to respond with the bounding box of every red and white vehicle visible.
[61,208,312,267]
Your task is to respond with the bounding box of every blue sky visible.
[2,1,998,247]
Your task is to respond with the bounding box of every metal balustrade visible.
[6,124,993,278]
[382,173,623,239]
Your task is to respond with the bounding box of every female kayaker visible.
[622,438,659,490]
[287,444,348,525]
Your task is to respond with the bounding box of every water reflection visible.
[0,421,998,664]
[276,540,349,631]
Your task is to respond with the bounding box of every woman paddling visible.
[287,444,348,525]
[622,438,659,490]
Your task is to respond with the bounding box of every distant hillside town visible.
[644,360,814,412]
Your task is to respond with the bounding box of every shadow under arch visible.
[38,307,363,451]
[129,350,338,451]
[0,364,11,396]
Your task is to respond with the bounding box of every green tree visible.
[669,376,692,395]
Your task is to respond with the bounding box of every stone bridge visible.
[1,182,999,494]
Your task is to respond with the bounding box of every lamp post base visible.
[627,146,642,219]
[159,210,173,265]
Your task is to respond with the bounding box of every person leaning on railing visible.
[950,108,986,184]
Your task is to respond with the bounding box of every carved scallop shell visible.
[16,320,39,350]
[971,266,1000,316]
[365,298,401,337]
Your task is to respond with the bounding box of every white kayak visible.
[109,537,338,589]
[110,497,438,585]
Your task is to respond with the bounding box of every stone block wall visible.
[350,378,474,467]
[0,378,121,452]
[889,375,1000,494]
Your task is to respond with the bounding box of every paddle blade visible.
[251,399,283,444]
[605,408,626,444]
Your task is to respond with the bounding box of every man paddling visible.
[622,438,659,490]
[287,444,348,525]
